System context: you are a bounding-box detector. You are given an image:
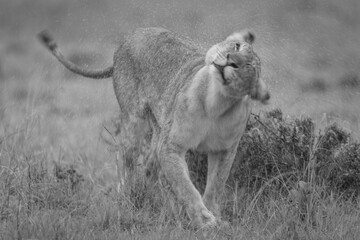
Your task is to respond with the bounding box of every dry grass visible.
[1,118,360,239]
[1,0,360,239]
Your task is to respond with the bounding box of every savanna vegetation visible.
[1,0,359,239]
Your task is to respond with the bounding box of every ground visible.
[0,0,360,239]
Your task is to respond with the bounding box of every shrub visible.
[300,77,328,93]
[321,142,360,199]
[187,109,360,199]
[338,73,360,90]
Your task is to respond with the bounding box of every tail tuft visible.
[38,30,57,51]
[37,30,113,79]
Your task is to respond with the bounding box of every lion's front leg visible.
[203,142,239,218]
[159,141,216,228]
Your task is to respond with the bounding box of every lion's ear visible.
[226,30,255,45]
[241,30,255,44]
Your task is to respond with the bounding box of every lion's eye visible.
[235,43,240,51]
[246,63,253,69]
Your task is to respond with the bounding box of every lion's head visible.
[205,30,270,103]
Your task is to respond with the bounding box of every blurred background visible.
[0,0,359,182]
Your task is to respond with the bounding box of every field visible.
[1,0,360,239]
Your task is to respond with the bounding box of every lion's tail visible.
[38,30,113,79]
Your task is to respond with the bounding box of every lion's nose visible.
[264,92,270,101]
[261,92,270,104]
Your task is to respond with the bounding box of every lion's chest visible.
[170,94,251,152]
[196,110,249,152]
[196,117,247,151]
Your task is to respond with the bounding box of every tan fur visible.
[38,27,270,228]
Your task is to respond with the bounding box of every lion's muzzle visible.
[251,78,270,104]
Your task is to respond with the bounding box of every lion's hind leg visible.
[136,106,162,181]
[110,114,148,191]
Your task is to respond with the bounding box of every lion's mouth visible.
[213,63,225,75]
[213,63,229,85]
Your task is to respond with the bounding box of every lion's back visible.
[130,27,204,67]
[115,28,204,82]
[112,28,206,119]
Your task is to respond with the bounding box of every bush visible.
[338,73,360,90]
[300,77,328,93]
[187,109,360,199]
[321,142,360,199]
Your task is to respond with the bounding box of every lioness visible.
[38,27,270,228]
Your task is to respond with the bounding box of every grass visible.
[1,105,360,239]
[1,0,360,239]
